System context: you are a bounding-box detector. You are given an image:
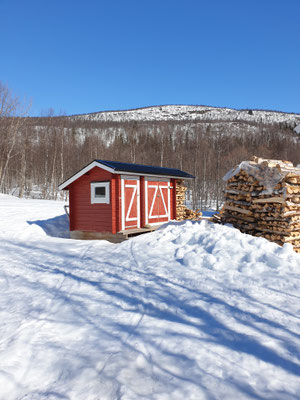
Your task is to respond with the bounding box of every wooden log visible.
[282,235,300,242]
[252,197,285,204]
[226,199,252,207]
[223,213,255,223]
[223,205,252,216]
[255,227,295,236]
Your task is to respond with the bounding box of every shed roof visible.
[96,159,195,178]
[59,159,195,190]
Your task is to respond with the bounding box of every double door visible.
[121,176,171,230]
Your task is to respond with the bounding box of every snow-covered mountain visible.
[71,104,300,129]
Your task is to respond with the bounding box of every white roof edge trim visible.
[59,161,194,190]
[123,172,194,179]
[58,161,115,190]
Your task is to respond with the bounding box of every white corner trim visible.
[121,177,125,231]
[145,179,148,225]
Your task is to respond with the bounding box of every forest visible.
[1,82,299,209]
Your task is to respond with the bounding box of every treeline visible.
[1,113,299,209]
[1,82,299,208]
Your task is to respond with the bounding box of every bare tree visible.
[0,82,31,193]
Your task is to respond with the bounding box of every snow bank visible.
[0,195,299,399]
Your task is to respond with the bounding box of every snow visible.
[0,194,300,399]
[73,104,300,126]
[294,124,300,135]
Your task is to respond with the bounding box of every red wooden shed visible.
[59,160,194,242]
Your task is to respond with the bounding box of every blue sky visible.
[1,0,299,116]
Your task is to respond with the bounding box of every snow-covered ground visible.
[0,194,299,400]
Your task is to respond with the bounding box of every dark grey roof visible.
[96,159,195,179]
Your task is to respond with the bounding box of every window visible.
[91,182,110,204]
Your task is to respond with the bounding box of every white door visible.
[121,176,140,230]
[145,178,170,225]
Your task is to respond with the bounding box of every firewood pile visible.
[220,156,300,253]
[176,180,202,221]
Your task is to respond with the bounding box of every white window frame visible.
[91,182,110,204]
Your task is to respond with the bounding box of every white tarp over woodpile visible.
[223,156,300,195]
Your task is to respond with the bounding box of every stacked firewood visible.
[220,156,300,253]
[176,180,202,221]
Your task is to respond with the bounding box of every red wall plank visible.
[69,167,113,233]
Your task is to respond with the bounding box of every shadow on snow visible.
[27,214,70,239]
[2,237,300,399]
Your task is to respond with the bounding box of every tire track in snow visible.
[38,241,96,322]
[124,240,148,340]
[129,240,155,395]
[96,240,154,394]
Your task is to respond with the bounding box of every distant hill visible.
[70,104,300,127]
